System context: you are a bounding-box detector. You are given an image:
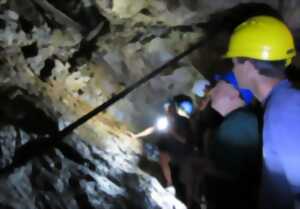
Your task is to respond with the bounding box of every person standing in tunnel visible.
[133,97,194,186]
[224,15,300,209]
[198,72,261,209]
[134,95,213,208]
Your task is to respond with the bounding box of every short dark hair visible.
[172,94,193,105]
[236,58,286,78]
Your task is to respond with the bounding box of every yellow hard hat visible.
[224,16,296,65]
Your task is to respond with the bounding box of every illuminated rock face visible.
[1,0,204,132]
[0,126,187,209]
[1,0,299,132]
[0,0,300,208]
[0,90,186,209]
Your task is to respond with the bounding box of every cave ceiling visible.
[0,0,299,140]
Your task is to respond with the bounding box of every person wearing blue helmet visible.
[134,94,217,208]
[171,94,194,118]
[214,71,254,105]
[204,71,261,209]
[133,95,195,198]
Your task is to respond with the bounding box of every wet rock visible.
[0,126,17,168]
[0,124,186,209]
[112,0,148,18]
[0,88,184,208]
[0,87,58,135]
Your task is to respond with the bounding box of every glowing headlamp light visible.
[155,116,169,131]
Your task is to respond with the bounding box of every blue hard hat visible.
[214,71,254,105]
[165,94,194,116]
[178,100,193,115]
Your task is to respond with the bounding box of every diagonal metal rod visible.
[0,38,209,175]
[57,39,208,139]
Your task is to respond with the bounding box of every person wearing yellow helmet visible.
[225,15,300,209]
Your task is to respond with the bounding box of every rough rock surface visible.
[0,1,204,132]
[0,124,187,209]
[1,0,300,132]
[0,86,187,208]
[1,1,300,209]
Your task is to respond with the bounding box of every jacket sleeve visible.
[273,104,300,199]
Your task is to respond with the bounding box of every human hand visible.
[165,185,176,196]
[210,81,245,116]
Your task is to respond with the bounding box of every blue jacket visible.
[262,80,300,209]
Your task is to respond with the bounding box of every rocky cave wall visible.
[1,0,300,132]
[1,0,300,209]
